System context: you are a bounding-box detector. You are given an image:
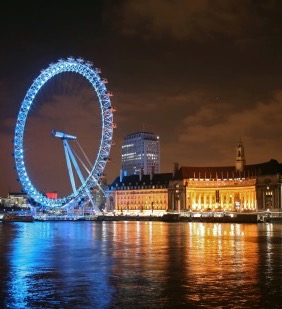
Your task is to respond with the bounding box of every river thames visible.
[0,221,282,308]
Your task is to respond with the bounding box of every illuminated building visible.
[170,167,257,212]
[1,192,29,208]
[121,132,160,177]
[106,173,173,215]
[169,141,282,212]
[106,141,282,213]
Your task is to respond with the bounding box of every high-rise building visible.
[121,131,160,177]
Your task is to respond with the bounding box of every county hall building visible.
[105,137,282,214]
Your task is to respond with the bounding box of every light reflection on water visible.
[0,221,282,308]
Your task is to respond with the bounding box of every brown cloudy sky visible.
[1,0,282,197]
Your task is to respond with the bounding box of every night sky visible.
[1,1,282,197]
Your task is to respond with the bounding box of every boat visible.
[2,213,35,222]
[162,213,180,222]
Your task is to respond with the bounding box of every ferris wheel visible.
[14,57,116,210]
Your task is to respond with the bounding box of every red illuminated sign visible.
[46,192,58,199]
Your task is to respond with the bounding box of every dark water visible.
[1,221,282,309]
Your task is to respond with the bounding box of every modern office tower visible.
[121,132,160,177]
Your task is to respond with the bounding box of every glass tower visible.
[121,132,160,176]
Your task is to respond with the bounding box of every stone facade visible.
[106,159,282,213]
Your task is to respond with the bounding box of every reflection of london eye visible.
[14,57,116,210]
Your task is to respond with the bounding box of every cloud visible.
[163,90,282,168]
[0,80,17,135]
[114,0,257,40]
[179,92,282,142]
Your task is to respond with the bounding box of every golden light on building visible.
[106,141,282,213]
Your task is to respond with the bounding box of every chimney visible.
[150,166,155,181]
[140,168,144,181]
[174,162,179,176]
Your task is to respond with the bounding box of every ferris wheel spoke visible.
[63,139,77,194]
[64,140,85,185]
[71,146,106,196]
[75,140,92,168]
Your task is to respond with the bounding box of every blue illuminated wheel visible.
[14,57,115,208]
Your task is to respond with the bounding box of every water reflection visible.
[0,221,282,308]
[1,222,115,308]
[184,223,261,307]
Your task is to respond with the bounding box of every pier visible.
[29,211,282,223]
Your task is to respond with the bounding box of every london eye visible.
[14,57,116,211]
